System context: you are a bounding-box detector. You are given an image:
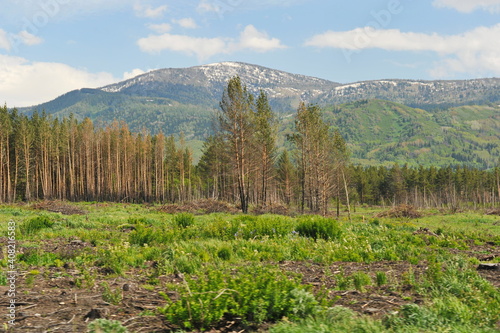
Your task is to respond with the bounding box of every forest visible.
[1,76,500,213]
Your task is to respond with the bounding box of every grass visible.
[0,202,499,332]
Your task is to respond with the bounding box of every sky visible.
[1,0,500,107]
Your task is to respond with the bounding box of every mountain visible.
[28,62,500,121]
[21,62,500,168]
[101,62,340,109]
[322,78,500,109]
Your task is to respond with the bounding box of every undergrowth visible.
[0,204,499,332]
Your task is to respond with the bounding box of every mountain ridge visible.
[27,61,500,114]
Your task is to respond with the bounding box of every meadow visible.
[0,201,499,332]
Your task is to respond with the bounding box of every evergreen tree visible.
[254,90,277,205]
[217,76,255,213]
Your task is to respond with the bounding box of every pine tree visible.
[276,150,295,206]
[254,90,277,205]
[217,76,255,213]
[291,102,334,215]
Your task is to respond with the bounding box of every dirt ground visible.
[1,239,499,332]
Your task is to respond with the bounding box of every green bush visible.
[159,265,318,330]
[375,271,387,287]
[87,318,128,333]
[216,247,232,261]
[20,216,54,235]
[295,216,342,241]
[18,249,59,266]
[174,213,195,228]
[270,306,384,333]
[352,272,372,291]
[128,224,161,246]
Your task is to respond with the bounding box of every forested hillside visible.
[320,100,500,169]
[20,98,500,169]
[2,84,500,211]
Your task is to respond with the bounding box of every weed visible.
[172,256,201,274]
[402,266,417,287]
[335,271,352,290]
[375,271,387,287]
[76,268,97,289]
[128,224,160,246]
[87,318,128,333]
[101,281,123,305]
[25,270,40,287]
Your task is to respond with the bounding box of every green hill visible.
[320,100,500,168]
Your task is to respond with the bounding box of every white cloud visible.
[173,18,198,29]
[147,23,172,33]
[17,31,43,46]
[134,3,168,19]
[0,30,11,51]
[137,25,286,60]
[0,54,118,107]
[236,25,286,53]
[305,24,500,77]
[197,0,220,13]
[0,29,45,51]
[123,68,146,80]
[137,34,228,59]
[196,0,309,14]
[433,0,500,13]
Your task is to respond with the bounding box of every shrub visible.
[159,265,317,330]
[216,247,232,261]
[20,216,54,235]
[295,216,342,241]
[174,213,195,228]
[270,306,385,333]
[128,224,159,246]
[375,271,387,287]
[352,272,372,291]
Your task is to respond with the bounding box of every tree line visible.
[1,77,499,212]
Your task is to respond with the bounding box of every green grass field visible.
[1,202,499,332]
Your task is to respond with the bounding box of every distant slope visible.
[321,100,500,168]
[323,79,500,109]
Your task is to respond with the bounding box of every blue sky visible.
[1,0,500,107]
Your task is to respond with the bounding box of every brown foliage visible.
[31,200,87,215]
[375,204,422,219]
[485,209,500,216]
[252,203,291,216]
[158,199,239,214]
